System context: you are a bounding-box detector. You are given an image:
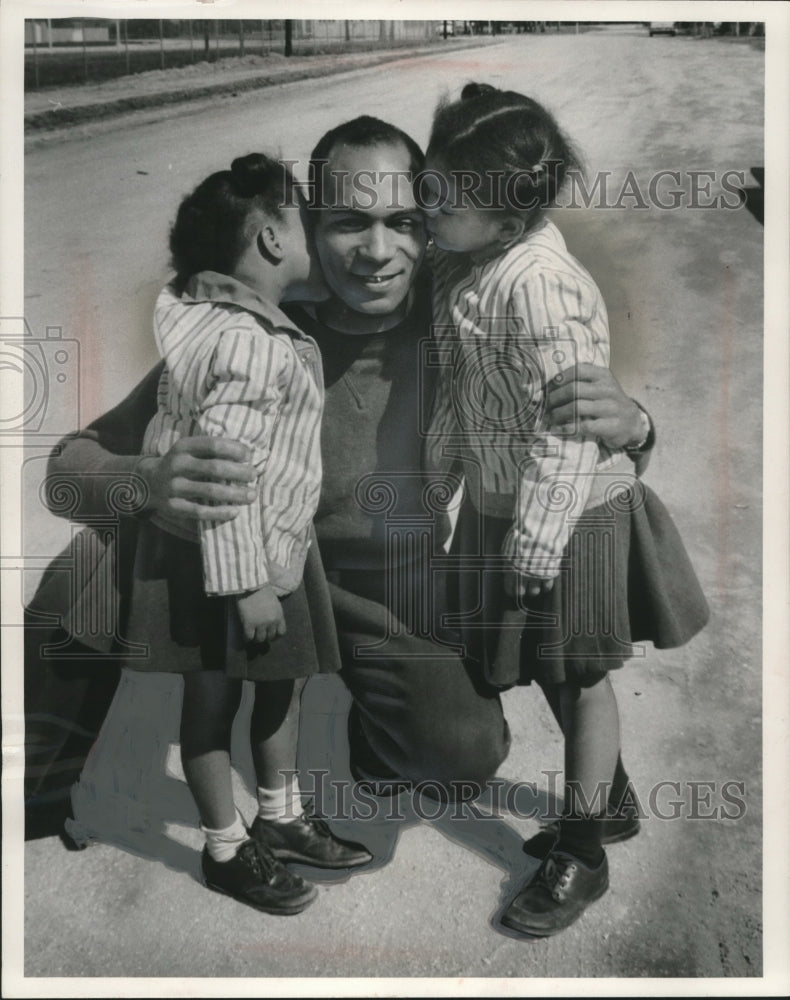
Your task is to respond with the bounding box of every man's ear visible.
[257,224,284,263]
[497,214,528,247]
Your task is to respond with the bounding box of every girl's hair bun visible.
[230,152,275,197]
[170,152,296,281]
[461,82,498,101]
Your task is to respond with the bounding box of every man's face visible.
[312,141,427,319]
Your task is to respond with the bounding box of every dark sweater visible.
[285,281,439,571]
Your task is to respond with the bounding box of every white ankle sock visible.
[201,811,248,862]
[257,779,303,825]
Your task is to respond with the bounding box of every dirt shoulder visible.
[25,39,498,143]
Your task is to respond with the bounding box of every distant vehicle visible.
[649,22,677,36]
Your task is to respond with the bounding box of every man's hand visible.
[237,585,286,645]
[504,570,555,600]
[138,437,257,524]
[546,363,646,450]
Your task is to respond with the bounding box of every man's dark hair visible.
[308,115,425,211]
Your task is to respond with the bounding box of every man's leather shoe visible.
[501,850,609,937]
[251,808,373,870]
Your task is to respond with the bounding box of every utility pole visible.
[81,19,88,83]
[31,22,40,90]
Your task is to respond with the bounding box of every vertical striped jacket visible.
[143,272,324,597]
[427,219,634,580]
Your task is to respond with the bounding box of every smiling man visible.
[279,118,512,793]
[309,131,424,325]
[34,116,651,836]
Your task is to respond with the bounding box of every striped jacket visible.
[143,272,324,597]
[427,219,634,580]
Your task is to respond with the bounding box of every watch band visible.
[625,405,654,454]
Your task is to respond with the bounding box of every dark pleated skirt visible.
[124,521,341,681]
[450,482,709,688]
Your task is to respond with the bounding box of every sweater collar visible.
[180,272,306,338]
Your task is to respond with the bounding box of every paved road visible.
[15,25,768,987]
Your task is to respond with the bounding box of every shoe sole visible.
[500,878,609,938]
[265,847,373,870]
[601,818,641,844]
[523,818,641,857]
[204,878,318,915]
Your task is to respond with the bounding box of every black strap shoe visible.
[202,838,317,915]
[501,850,609,938]
[251,805,373,870]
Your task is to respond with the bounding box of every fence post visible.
[188,19,194,61]
[285,19,292,56]
[239,20,245,56]
[159,19,165,70]
[32,22,40,90]
[214,18,220,60]
[82,19,88,83]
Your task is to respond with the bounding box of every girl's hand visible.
[504,571,555,600]
[237,585,286,644]
[138,437,257,524]
[546,363,647,450]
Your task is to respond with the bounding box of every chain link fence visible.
[24,19,444,90]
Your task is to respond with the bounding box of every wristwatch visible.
[624,404,654,455]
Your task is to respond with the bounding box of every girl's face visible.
[278,196,328,303]
[421,160,506,255]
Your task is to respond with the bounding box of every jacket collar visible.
[180,272,306,338]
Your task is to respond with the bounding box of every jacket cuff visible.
[502,527,562,580]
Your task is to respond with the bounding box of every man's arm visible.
[545,363,655,476]
[47,363,257,523]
